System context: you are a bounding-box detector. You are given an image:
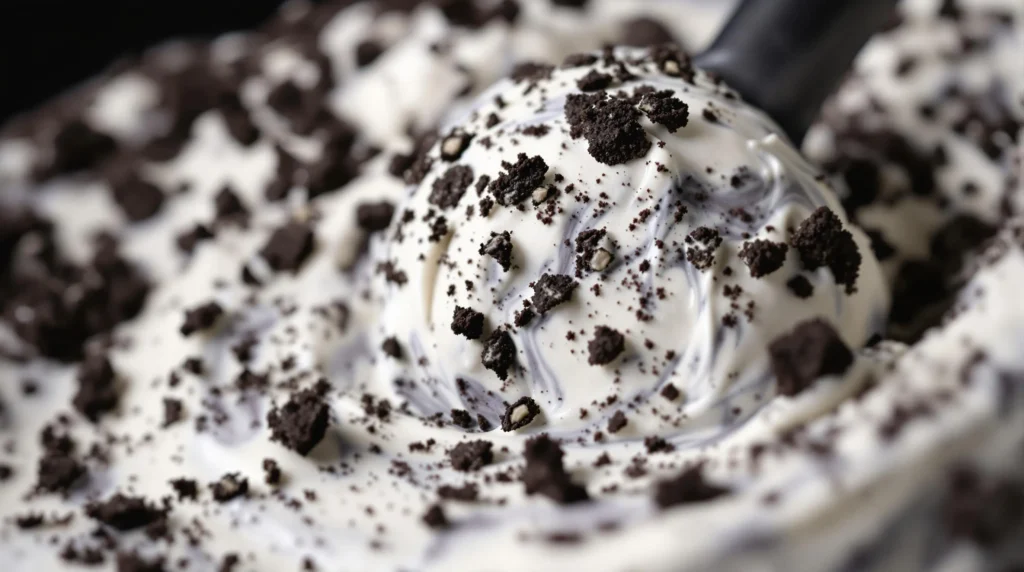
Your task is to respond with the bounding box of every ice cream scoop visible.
[696,0,899,143]
[369,45,890,442]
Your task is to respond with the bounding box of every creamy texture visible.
[372,50,888,443]
[0,1,1022,571]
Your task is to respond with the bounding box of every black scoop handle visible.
[694,0,898,144]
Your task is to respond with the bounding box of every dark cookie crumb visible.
[116,552,166,572]
[501,396,540,431]
[791,207,861,292]
[639,90,689,132]
[769,318,854,397]
[489,153,548,206]
[36,450,87,494]
[108,171,166,222]
[263,459,283,485]
[685,227,722,271]
[786,275,814,299]
[607,410,628,433]
[588,326,625,365]
[267,388,330,455]
[74,354,119,422]
[422,504,450,529]
[576,70,613,92]
[482,328,516,380]
[162,398,184,428]
[479,231,513,271]
[449,440,494,472]
[179,301,224,336]
[738,239,789,278]
[660,383,680,401]
[439,130,475,162]
[451,306,485,339]
[210,473,249,502]
[260,221,316,273]
[565,92,651,165]
[356,201,396,232]
[531,273,578,314]
[176,224,215,254]
[430,165,475,209]
[169,478,198,501]
[510,61,554,83]
[450,409,475,429]
[522,434,589,504]
[85,494,166,531]
[644,436,674,454]
[654,466,728,508]
[381,337,403,359]
[438,483,479,502]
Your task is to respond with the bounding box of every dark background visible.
[0,1,290,125]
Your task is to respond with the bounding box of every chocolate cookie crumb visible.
[179,301,224,336]
[576,70,613,92]
[450,409,475,429]
[263,459,282,485]
[430,165,475,209]
[660,383,680,401]
[790,207,861,292]
[85,494,166,531]
[422,504,450,529]
[489,153,548,206]
[260,221,315,273]
[588,326,625,365]
[214,185,248,223]
[162,398,184,428]
[607,410,628,433]
[638,90,689,132]
[36,451,87,494]
[109,171,166,222]
[562,53,598,68]
[381,337,403,359]
[169,478,198,501]
[176,224,215,254]
[522,434,589,504]
[479,231,513,271]
[482,329,516,380]
[356,201,396,232]
[654,466,728,508]
[510,61,554,83]
[786,275,814,299]
[565,92,651,165]
[685,227,722,271]
[267,388,330,455]
[738,240,789,277]
[439,130,474,162]
[501,396,540,431]
[531,273,578,314]
[449,440,494,472]
[438,483,479,502]
[116,552,166,572]
[74,354,119,422]
[210,473,249,502]
[451,306,485,339]
[769,318,853,397]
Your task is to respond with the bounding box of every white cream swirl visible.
[372,48,889,442]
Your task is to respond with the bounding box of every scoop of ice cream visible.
[372,45,890,440]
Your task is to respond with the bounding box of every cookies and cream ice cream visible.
[0,0,1021,571]
[371,46,888,445]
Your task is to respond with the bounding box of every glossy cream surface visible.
[0,1,1022,571]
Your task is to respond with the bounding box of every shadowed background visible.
[0,0,290,125]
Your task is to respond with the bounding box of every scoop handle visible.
[694,0,898,143]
